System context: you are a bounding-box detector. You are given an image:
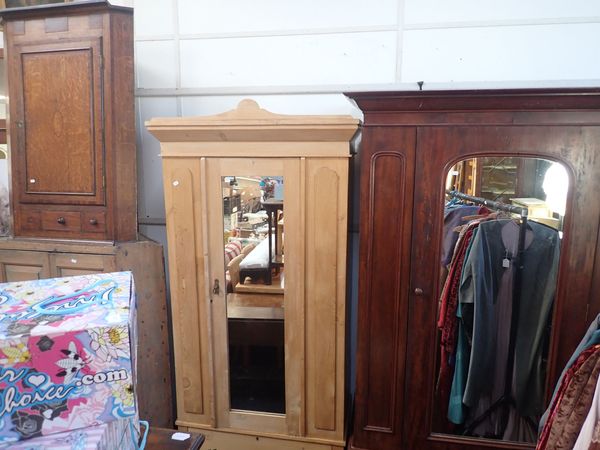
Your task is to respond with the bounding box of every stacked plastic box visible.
[0,272,139,449]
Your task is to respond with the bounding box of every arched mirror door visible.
[403,123,600,450]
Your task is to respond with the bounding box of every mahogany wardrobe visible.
[346,89,600,450]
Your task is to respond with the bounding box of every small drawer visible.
[20,210,41,232]
[41,211,81,232]
[82,211,106,233]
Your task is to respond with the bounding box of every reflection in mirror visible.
[222,175,285,414]
[434,157,568,443]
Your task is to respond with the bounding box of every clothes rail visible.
[446,190,528,218]
[446,189,531,438]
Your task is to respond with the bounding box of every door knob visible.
[414,288,424,296]
[57,217,66,225]
[212,279,220,295]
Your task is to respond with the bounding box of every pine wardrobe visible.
[346,89,600,450]
[147,100,359,450]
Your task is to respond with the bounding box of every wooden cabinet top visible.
[146,99,359,156]
[346,88,600,126]
[347,87,600,110]
[0,0,131,21]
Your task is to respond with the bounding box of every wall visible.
[134,0,600,234]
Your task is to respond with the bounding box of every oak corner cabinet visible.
[346,89,600,450]
[1,0,137,241]
[146,100,359,450]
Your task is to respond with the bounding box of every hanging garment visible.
[438,213,497,337]
[439,226,477,346]
[459,220,560,418]
[441,205,483,267]
[437,225,477,422]
[540,313,600,430]
[537,345,600,450]
[448,297,471,425]
[464,220,536,441]
[589,425,600,450]
[438,215,497,421]
[447,227,480,425]
[573,365,600,449]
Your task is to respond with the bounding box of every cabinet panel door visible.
[405,126,600,450]
[0,250,50,282]
[50,253,116,278]
[304,158,348,441]
[163,158,213,428]
[352,127,416,450]
[11,38,104,206]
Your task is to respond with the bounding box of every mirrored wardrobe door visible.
[405,125,600,450]
[205,157,301,434]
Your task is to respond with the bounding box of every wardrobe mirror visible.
[221,175,285,414]
[433,157,568,443]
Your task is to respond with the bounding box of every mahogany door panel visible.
[404,125,600,450]
[352,126,416,449]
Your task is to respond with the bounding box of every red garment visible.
[436,208,493,424]
[439,227,475,346]
[436,225,477,421]
[437,208,491,331]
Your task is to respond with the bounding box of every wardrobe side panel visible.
[115,240,173,428]
[351,127,416,450]
[162,158,212,427]
[305,157,348,442]
[109,10,137,241]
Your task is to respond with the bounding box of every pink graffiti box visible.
[0,272,137,445]
[0,416,139,450]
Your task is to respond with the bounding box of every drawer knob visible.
[414,287,424,296]
[57,217,66,225]
[89,218,98,226]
